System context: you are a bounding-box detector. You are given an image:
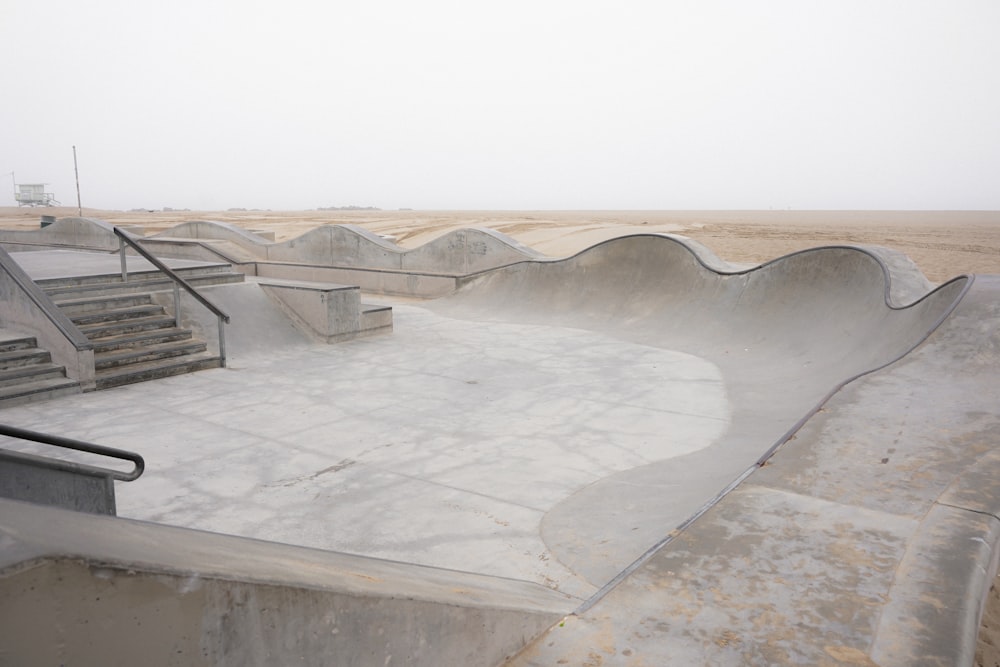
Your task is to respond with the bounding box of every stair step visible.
[53,292,153,315]
[90,328,193,353]
[0,348,52,370]
[37,262,236,286]
[77,314,178,339]
[360,304,393,333]
[40,271,245,298]
[42,279,169,299]
[95,339,208,371]
[0,362,68,388]
[0,376,81,406]
[95,353,222,390]
[0,334,37,354]
[71,304,167,326]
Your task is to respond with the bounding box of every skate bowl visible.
[429,235,999,665]
[2,228,998,665]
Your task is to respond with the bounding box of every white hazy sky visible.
[2,1,998,211]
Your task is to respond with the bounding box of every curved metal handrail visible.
[0,423,144,482]
[114,226,230,365]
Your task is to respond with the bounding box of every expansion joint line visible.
[572,462,758,616]
[935,500,1000,524]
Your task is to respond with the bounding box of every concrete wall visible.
[150,221,541,279]
[131,238,262,270]
[0,454,115,514]
[137,239,463,298]
[400,228,543,274]
[0,499,573,667]
[263,224,402,268]
[155,220,274,255]
[0,246,95,388]
[0,217,121,251]
[255,262,460,298]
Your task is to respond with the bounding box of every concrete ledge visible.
[256,262,458,298]
[0,247,96,389]
[361,304,393,333]
[0,451,116,515]
[0,498,574,667]
[256,277,357,291]
[256,278,392,342]
[871,503,1000,666]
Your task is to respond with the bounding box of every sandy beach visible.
[1,208,998,284]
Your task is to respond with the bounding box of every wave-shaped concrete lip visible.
[434,232,968,397]
[152,220,543,274]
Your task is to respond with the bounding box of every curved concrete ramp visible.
[503,275,1000,667]
[423,237,1000,664]
[433,234,956,367]
[429,235,969,588]
[422,236,1000,665]
[152,219,279,246]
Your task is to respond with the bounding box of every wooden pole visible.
[73,146,82,216]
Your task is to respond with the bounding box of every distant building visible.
[15,183,59,207]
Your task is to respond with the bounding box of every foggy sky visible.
[2,1,998,211]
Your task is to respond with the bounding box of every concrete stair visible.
[39,263,244,299]
[0,332,81,406]
[37,266,244,390]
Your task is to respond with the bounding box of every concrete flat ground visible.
[3,240,999,664]
[0,294,730,602]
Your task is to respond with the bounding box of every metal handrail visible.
[114,227,230,365]
[0,423,144,482]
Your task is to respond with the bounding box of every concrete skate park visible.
[0,217,998,665]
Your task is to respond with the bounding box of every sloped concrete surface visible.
[502,273,1000,665]
[0,498,574,667]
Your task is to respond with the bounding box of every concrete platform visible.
[2,234,998,664]
[8,248,235,281]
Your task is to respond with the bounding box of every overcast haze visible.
[2,1,998,211]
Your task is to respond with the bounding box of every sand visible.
[979,581,1000,667]
[1,207,998,283]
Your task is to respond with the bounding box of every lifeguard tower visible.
[14,183,59,207]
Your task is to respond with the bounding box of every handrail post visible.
[217,314,227,367]
[173,282,181,327]
[112,227,231,371]
[119,237,128,282]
